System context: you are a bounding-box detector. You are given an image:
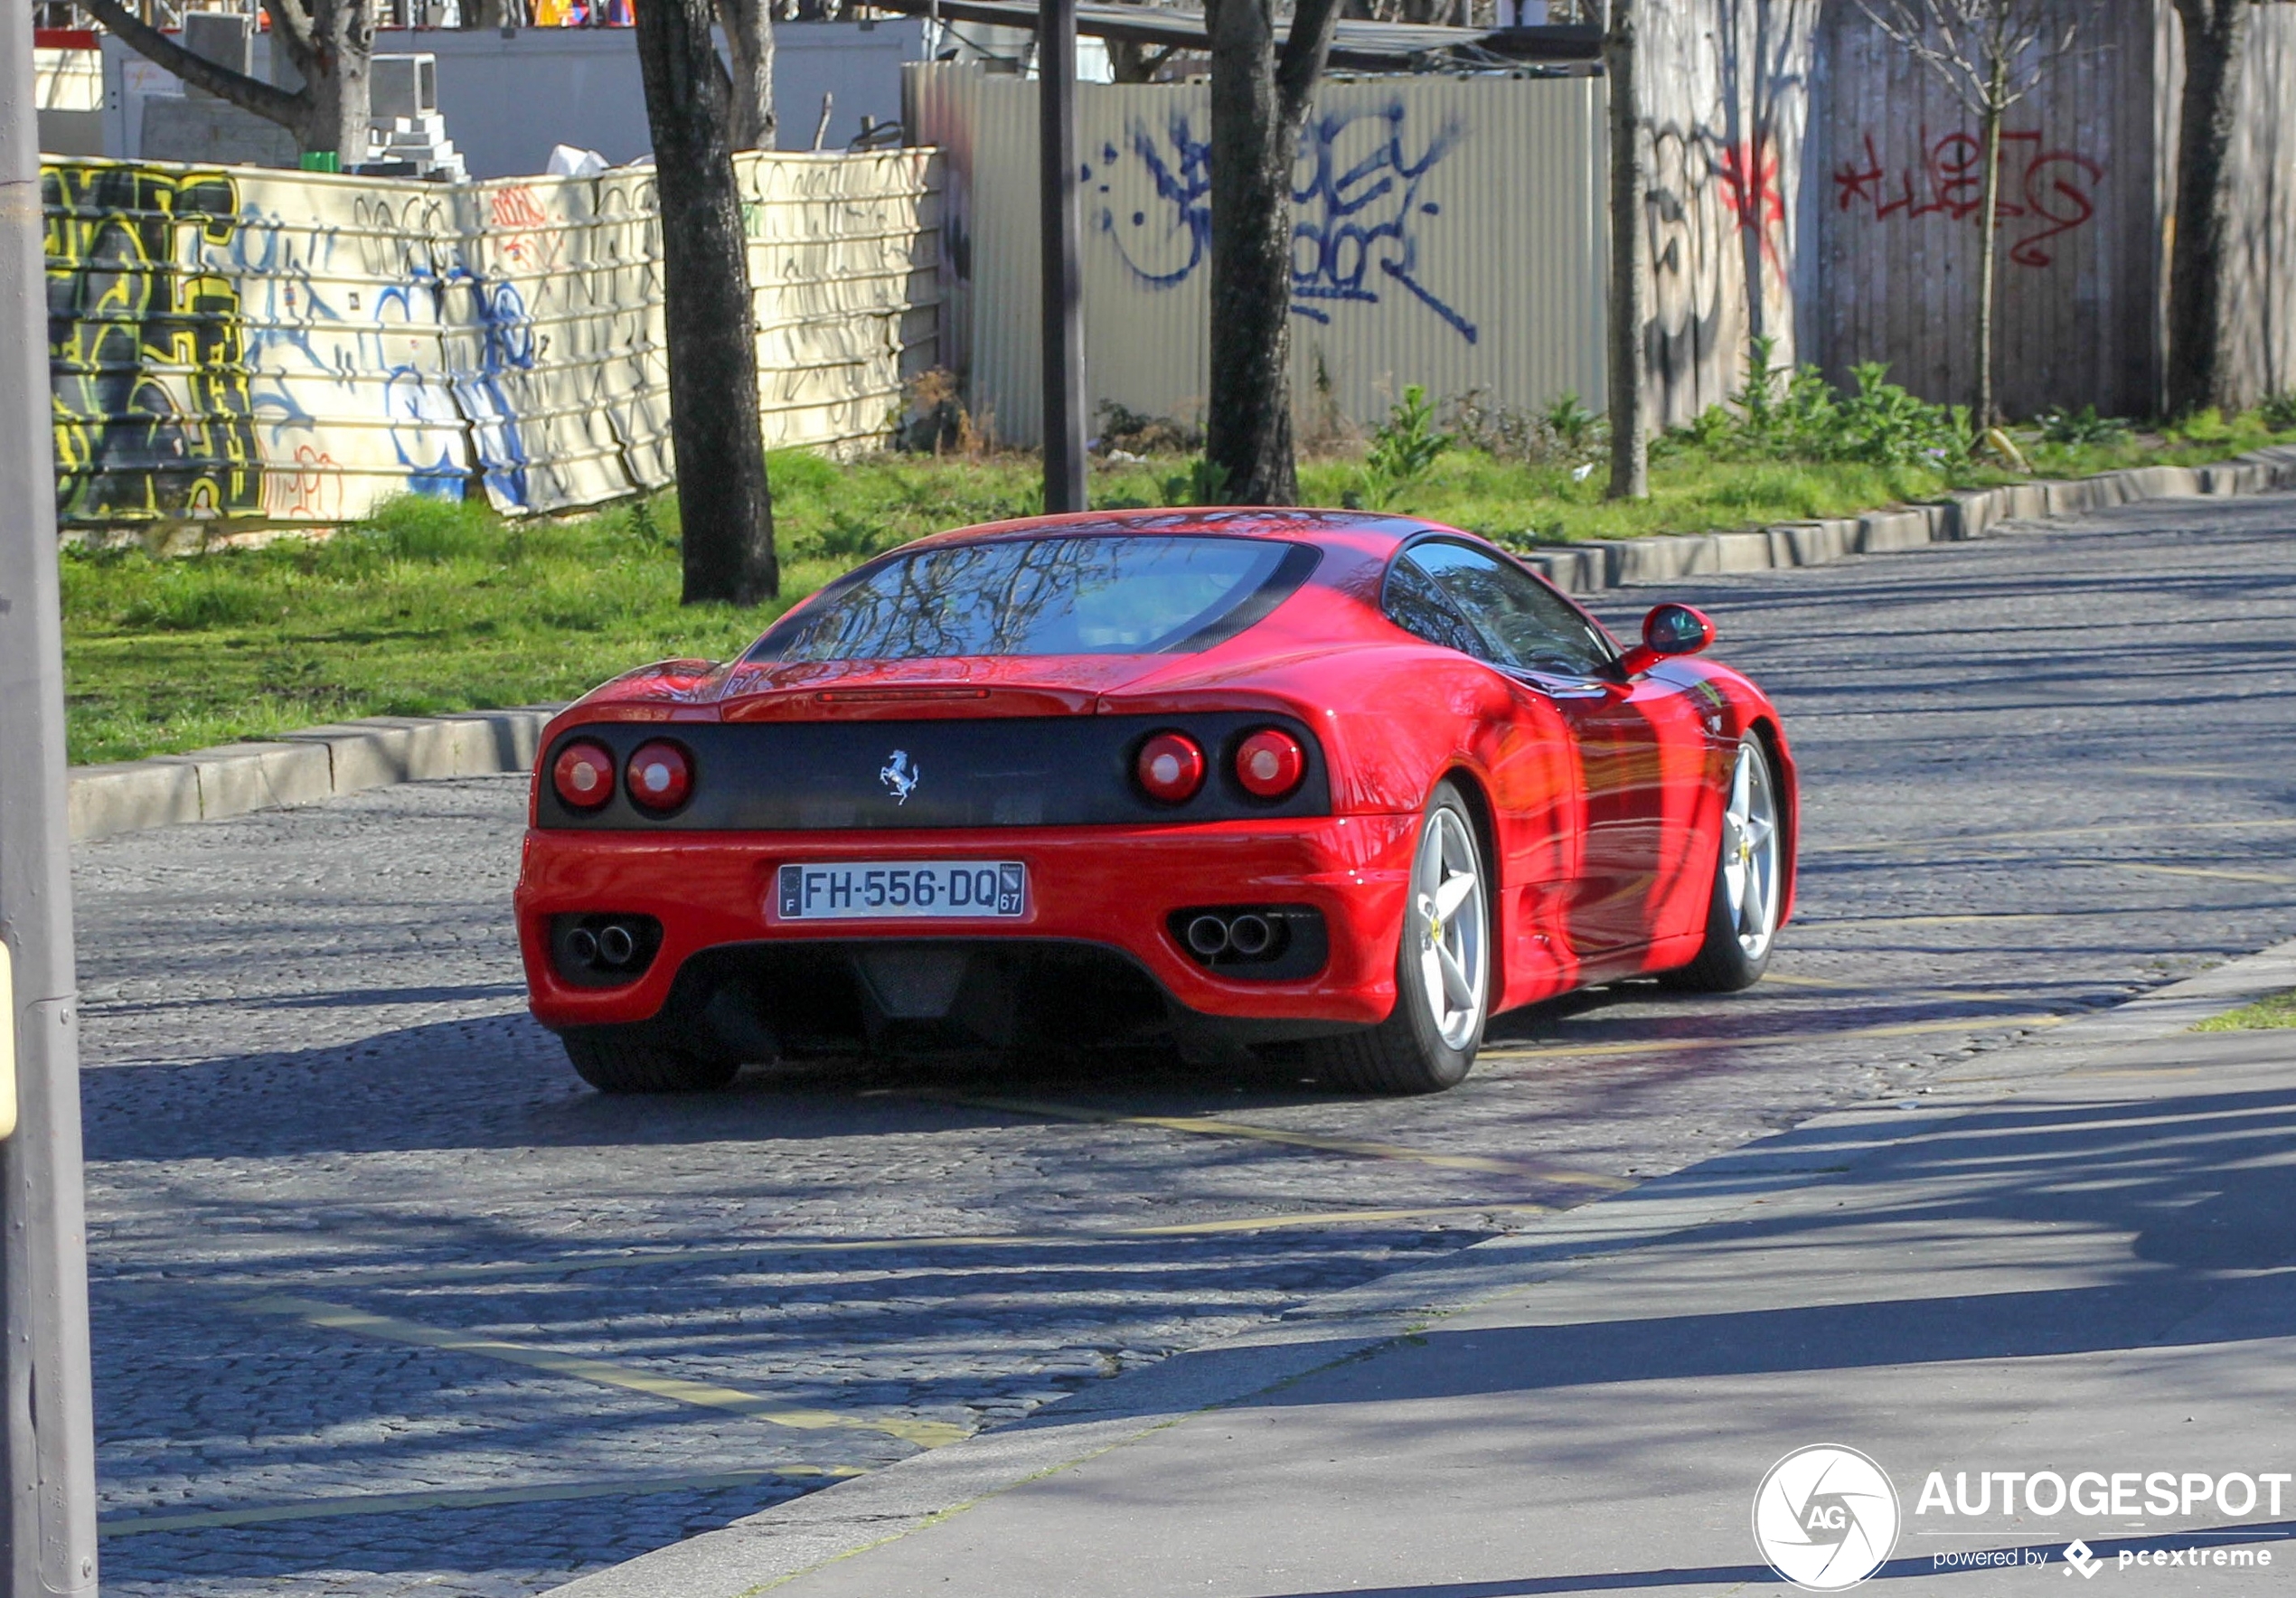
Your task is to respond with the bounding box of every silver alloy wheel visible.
[1412,805,1488,1050]
[1721,739,1783,960]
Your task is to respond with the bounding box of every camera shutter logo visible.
[1753,1445,1902,1591]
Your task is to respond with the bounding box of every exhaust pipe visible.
[598,923,637,967]
[1185,915,1231,957]
[1227,914,1274,958]
[566,926,600,965]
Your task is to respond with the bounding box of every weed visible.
[1097,400,1202,456]
[1360,384,1453,506]
[1543,390,1604,453]
[2037,405,2129,446]
[1162,457,1232,506]
[2261,391,2296,431]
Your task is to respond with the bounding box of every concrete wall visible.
[42,147,942,526]
[99,20,922,177]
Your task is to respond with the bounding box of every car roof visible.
[898,506,1447,557]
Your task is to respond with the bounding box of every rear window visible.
[751,535,1316,662]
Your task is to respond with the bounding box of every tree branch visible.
[77,0,310,129]
[1276,0,1344,128]
[262,0,321,76]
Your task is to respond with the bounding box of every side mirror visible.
[1618,603,1715,677]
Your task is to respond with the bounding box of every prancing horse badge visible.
[880,749,921,804]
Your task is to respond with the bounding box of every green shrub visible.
[1360,384,1453,507]
[2261,391,2296,431]
[2037,405,2130,446]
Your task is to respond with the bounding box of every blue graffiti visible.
[1086,102,1474,343]
[1089,117,1209,289]
[447,276,535,509]
[1291,105,1473,343]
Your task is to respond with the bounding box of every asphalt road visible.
[72,491,2296,1598]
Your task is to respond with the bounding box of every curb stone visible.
[67,706,564,841]
[1517,443,2296,595]
[539,935,2296,1598]
[65,444,2296,841]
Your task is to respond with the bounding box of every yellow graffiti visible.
[44,163,262,522]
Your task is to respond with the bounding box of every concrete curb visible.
[67,706,563,842]
[541,937,2296,1598]
[65,442,2296,842]
[1518,443,2296,595]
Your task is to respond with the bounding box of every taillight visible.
[1234,728,1306,799]
[625,739,693,813]
[551,739,616,811]
[1135,731,1206,804]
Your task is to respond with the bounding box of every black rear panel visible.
[538,713,1330,831]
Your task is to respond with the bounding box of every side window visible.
[1381,553,1495,659]
[1406,540,1616,677]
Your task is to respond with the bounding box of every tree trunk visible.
[306,0,378,163]
[2167,0,2248,418]
[717,0,777,150]
[1204,0,1297,504]
[1974,87,2003,432]
[1604,0,1648,502]
[635,0,780,604]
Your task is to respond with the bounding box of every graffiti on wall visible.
[1715,129,1787,276]
[1087,100,1476,343]
[1832,127,2103,268]
[44,164,263,521]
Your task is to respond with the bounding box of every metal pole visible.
[0,3,101,1593]
[1037,0,1087,512]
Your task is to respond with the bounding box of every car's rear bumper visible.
[514,815,1422,1032]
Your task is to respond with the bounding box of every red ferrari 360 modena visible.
[514,509,1795,1095]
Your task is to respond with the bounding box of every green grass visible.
[2193,990,2296,1031]
[61,411,2296,766]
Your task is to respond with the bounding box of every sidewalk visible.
[552,945,2296,1597]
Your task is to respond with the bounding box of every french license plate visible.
[775,860,1027,921]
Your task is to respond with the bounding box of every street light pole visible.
[0,6,101,1594]
[1037,0,1087,512]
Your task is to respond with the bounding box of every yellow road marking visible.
[99,1466,865,1538]
[235,1296,963,1448]
[1485,1011,2064,1061]
[1809,817,2296,855]
[2104,861,2296,888]
[1761,973,2028,1002]
[932,1094,1632,1189]
[1798,912,2065,929]
[193,1203,1576,1293]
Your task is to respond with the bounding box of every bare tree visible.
[1604,0,1648,501]
[718,0,777,150]
[1202,0,1345,504]
[1855,0,2079,432]
[75,0,376,160]
[634,0,780,602]
[2165,0,2261,417]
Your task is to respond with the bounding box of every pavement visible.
[558,939,2296,1597]
[71,489,2296,1597]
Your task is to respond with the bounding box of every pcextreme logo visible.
[1753,1444,1903,1592]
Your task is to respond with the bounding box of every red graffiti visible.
[1717,133,1787,270]
[1833,127,2103,268]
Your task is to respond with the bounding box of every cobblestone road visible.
[73,494,2296,1596]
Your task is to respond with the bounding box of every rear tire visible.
[1300,780,1489,1095]
[1662,734,1783,993]
[561,1032,740,1094]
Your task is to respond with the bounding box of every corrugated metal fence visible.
[906,62,1609,446]
[43,148,942,526]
